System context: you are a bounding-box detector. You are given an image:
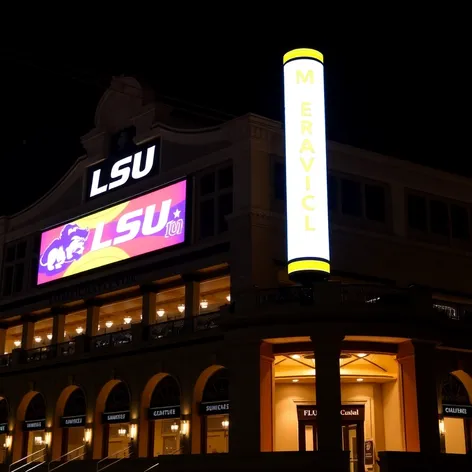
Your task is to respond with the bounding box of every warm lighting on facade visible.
[357,353,368,358]
[45,431,52,446]
[200,300,208,309]
[117,427,127,437]
[356,378,364,382]
[177,304,185,313]
[221,419,229,429]
[13,340,21,348]
[291,354,301,359]
[4,435,12,449]
[34,436,43,446]
[226,294,231,302]
[170,423,179,433]
[130,424,137,440]
[180,420,189,436]
[292,379,299,383]
[124,316,132,324]
[105,321,113,329]
[439,418,446,435]
[34,336,42,343]
[84,428,92,443]
[157,308,165,317]
[76,327,84,335]
[46,333,52,341]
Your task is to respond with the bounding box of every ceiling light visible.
[34,336,42,343]
[123,316,132,324]
[156,308,165,317]
[200,300,208,309]
[357,353,368,358]
[76,327,84,335]
[356,378,364,382]
[291,354,301,359]
[177,304,185,313]
[292,379,299,383]
[105,321,113,329]
[46,333,52,341]
[13,340,21,347]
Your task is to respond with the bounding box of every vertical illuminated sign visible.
[283,48,330,280]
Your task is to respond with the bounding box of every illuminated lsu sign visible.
[37,180,186,285]
[86,140,160,200]
[283,48,330,280]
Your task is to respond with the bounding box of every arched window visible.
[25,394,46,422]
[442,374,470,405]
[105,383,130,413]
[23,394,46,461]
[202,369,229,403]
[61,389,87,458]
[64,388,86,418]
[150,376,180,409]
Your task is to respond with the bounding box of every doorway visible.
[298,420,364,472]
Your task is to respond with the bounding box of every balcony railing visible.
[93,328,133,349]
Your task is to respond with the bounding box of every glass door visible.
[342,423,364,472]
[298,421,317,451]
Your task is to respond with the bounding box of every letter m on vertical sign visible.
[297,70,314,84]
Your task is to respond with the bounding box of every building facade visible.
[0,76,472,472]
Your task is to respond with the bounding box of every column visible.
[227,339,273,454]
[85,302,100,337]
[184,278,200,318]
[397,340,441,454]
[21,318,34,350]
[0,328,6,354]
[52,314,65,345]
[141,286,157,326]
[311,331,343,453]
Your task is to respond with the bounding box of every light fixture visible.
[84,428,92,444]
[356,378,364,382]
[357,353,368,358]
[226,294,231,302]
[180,420,189,436]
[105,321,113,329]
[34,436,43,446]
[156,308,165,317]
[64,331,68,337]
[177,304,185,314]
[221,419,229,429]
[291,354,301,359]
[45,432,52,446]
[46,333,52,341]
[117,427,127,437]
[97,325,101,331]
[13,340,21,348]
[140,314,143,320]
[4,435,12,449]
[292,379,299,383]
[200,300,208,309]
[439,418,446,435]
[75,327,84,335]
[34,336,42,343]
[130,424,137,440]
[123,316,132,324]
[170,423,179,433]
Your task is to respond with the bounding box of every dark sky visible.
[0,32,467,216]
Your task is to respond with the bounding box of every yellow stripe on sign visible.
[283,48,324,65]
[288,260,330,274]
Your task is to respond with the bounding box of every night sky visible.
[0,33,467,216]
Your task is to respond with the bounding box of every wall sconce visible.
[34,436,43,446]
[221,419,229,429]
[439,418,446,435]
[156,308,165,318]
[84,428,92,444]
[46,333,53,341]
[75,327,84,335]
[226,294,231,302]
[34,336,42,344]
[105,321,113,329]
[117,427,127,437]
[170,423,179,433]
[123,316,132,324]
[129,424,137,441]
[177,304,185,314]
[180,420,189,436]
[45,432,52,447]
[4,435,12,449]
[200,300,208,309]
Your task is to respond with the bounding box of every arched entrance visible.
[102,382,131,458]
[441,372,472,454]
[0,398,9,463]
[147,376,181,457]
[59,388,87,459]
[22,393,47,461]
[199,368,229,454]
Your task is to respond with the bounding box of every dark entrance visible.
[23,394,46,462]
[148,376,181,457]
[200,369,229,454]
[102,382,131,458]
[297,405,365,472]
[61,388,86,459]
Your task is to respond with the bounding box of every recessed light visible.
[356,378,364,382]
[291,354,301,359]
[292,379,299,383]
[357,353,368,358]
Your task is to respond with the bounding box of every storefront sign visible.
[23,419,46,431]
[365,439,374,466]
[86,140,161,200]
[102,411,130,424]
[443,404,472,418]
[60,415,86,427]
[283,48,330,280]
[199,401,230,415]
[37,179,187,285]
[0,423,8,433]
[297,405,365,421]
[148,405,181,420]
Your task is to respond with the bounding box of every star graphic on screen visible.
[173,208,181,219]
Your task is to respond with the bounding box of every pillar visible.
[85,303,100,337]
[184,278,200,318]
[52,314,65,345]
[311,331,343,453]
[227,339,274,454]
[0,328,6,354]
[397,340,441,454]
[21,319,34,350]
[141,286,157,326]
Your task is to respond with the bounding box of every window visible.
[328,173,388,229]
[198,164,233,239]
[406,191,472,246]
[2,239,28,296]
[273,161,286,201]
